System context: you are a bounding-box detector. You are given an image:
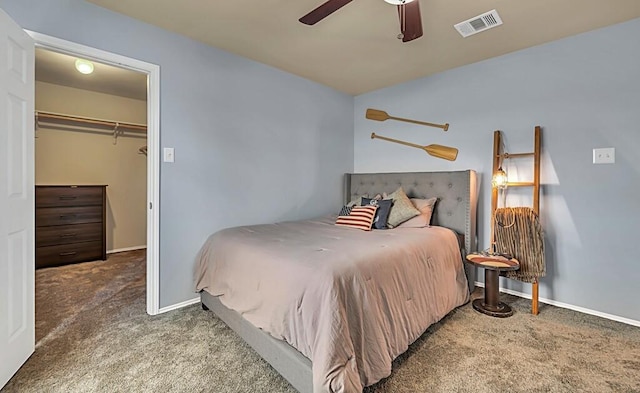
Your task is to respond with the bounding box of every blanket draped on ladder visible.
[494,207,545,283]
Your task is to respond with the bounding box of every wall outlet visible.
[593,148,614,164]
[163,147,175,163]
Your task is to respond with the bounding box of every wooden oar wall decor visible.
[366,108,457,161]
[371,133,458,161]
[366,108,449,131]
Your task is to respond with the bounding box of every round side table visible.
[465,254,520,317]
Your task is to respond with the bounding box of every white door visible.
[0,8,35,389]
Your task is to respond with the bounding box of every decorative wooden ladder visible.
[491,126,541,315]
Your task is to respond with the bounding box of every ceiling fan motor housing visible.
[385,0,415,4]
[300,0,423,43]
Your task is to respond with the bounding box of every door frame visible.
[27,31,161,315]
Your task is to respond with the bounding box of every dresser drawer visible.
[36,205,103,227]
[36,241,104,269]
[36,223,102,247]
[36,186,104,207]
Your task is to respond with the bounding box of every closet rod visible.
[35,111,147,132]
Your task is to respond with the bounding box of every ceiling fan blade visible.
[398,0,423,42]
[299,0,353,25]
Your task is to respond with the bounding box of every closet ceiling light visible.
[75,59,94,75]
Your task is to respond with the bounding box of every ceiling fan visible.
[299,0,423,43]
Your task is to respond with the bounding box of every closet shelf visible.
[35,111,147,133]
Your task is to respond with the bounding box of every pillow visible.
[335,205,378,231]
[362,198,393,229]
[338,205,353,216]
[397,197,438,228]
[346,195,366,208]
[384,187,421,228]
[345,193,382,208]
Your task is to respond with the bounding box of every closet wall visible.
[35,81,147,252]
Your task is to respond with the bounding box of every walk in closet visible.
[34,48,148,268]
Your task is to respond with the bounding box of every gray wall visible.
[355,18,640,322]
[1,0,354,308]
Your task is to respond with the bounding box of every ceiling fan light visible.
[384,0,415,4]
[75,59,94,75]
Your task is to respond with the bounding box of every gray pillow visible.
[362,198,393,229]
[384,187,421,228]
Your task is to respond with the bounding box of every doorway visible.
[28,31,161,316]
[33,47,149,342]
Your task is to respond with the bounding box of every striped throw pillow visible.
[338,205,353,216]
[335,205,378,231]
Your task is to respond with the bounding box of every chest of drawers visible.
[35,185,107,268]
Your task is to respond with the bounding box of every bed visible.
[195,170,477,393]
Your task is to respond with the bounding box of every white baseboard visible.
[474,281,640,327]
[107,245,147,254]
[157,297,201,314]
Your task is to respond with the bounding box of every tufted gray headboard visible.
[344,170,478,258]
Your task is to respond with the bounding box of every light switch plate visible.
[593,148,615,164]
[163,147,175,163]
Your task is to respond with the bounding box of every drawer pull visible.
[59,251,77,256]
[59,214,77,220]
[59,196,77,200]
[60,233,78,238]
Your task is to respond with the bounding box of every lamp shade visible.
[492,167,508,189]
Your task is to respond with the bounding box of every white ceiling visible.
[35,48,147,100]
[84,0,640,96]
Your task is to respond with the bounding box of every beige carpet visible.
[3,250,639,393]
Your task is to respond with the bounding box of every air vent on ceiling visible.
[454,9,503,38]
